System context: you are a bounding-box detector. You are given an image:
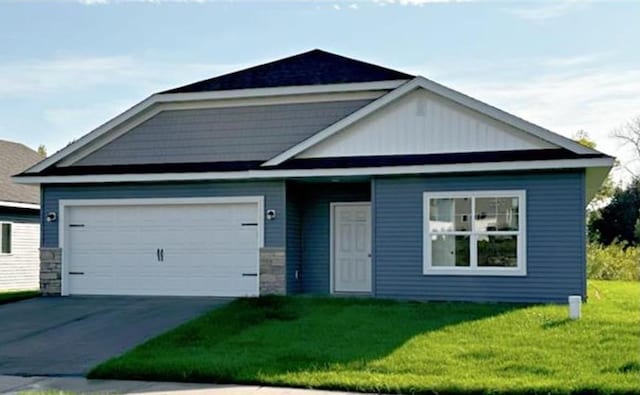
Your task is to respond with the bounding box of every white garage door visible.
[63,199,261,297]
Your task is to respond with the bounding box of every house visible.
[14,50,613,302]
[0,140,42,291]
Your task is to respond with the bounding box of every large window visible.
[1,223,12,254]
[423,190,526,276]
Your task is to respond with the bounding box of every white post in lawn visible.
[568,295,582,320]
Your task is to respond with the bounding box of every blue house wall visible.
[287,182,370,295]
[40,170,587,303]
[41,180,286,249]
[372,171,586,303]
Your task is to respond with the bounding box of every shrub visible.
[587,242,640,280]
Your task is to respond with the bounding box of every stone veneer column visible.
[259,247,286,295]
[40,248,62,296]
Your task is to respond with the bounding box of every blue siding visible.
[41,181,285,248]
[373,171,586,303]
[298,183,370,294]
[285,182,302,294]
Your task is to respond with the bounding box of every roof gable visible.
[263,77,600,166]
[161,49,413,94]
[297,89,556,159]
[73,99,373,166]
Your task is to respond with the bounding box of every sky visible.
[0,0,638,181]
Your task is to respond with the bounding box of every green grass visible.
[89,281,640,394]
[0,290,39,305]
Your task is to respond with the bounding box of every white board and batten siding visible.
[60,197,263,297]
[0,222,40,291]
[298,89,557,159]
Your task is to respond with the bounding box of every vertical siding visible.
[0,221,40,291]
[299,90,555,158]
[285,183,302,294]
[373,171,586,303]
[297,183,370,294]
[42,180,285,248]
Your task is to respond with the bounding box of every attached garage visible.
[59,197,263,297]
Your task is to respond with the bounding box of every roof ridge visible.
[160,49,413,94]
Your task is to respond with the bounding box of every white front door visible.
[332,203,372,294]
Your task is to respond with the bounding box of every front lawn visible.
[0,290,39,305]
[89,281,640,394]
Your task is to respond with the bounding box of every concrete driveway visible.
[0,296,228,376]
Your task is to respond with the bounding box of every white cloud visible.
[0,55,247,98]
[373,0,475,4]
[542,53,605,68]
[505,0,588,21]
[0,54,252,153]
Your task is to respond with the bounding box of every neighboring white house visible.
[0,140,42,291]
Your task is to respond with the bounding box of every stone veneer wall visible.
[40,247,62,296]
[39,247,286,296]
[259,247,286,295]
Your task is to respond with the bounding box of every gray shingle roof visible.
[0,140,43,204]
[161,49,413,94]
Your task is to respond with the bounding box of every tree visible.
[589,179,640,247]
[37,144,47,157]
[612,115,640,178]
[573,131,615,208]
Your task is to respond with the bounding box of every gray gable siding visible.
[296,183,370,294]
[41,181,285,249]
[372,171,586,303]
[74,100,372,166]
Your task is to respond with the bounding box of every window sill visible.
[423,267,527,276]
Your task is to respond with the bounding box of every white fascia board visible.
[12,157,614,185]
[263,76,601,166]
[0,201,40,210]
[24,80,407,174]
[25,95,157,174]
[157,80,407,102]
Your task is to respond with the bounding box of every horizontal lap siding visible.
[373,171,585,303]
[75,100,372,165]
[0,222,40,291]
[286,184,302,294]
[41,181,285,248]
[299,183,370,294]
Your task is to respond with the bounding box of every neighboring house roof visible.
[0,140,42,206]
[161,49,413,94]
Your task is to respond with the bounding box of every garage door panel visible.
[65,201,260,297]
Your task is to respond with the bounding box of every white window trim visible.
[422,190,527,276]
[0,221,13,256]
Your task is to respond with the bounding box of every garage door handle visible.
[160,248,164,262]
[69,271,84,275]
[242,273,258,277]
